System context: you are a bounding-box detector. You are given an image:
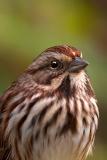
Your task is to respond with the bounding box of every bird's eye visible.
[50,60,61,69]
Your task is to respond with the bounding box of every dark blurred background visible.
[0,1,107,159]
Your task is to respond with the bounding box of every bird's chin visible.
[69,70,86,87]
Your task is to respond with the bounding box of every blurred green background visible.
[0,0,107,159]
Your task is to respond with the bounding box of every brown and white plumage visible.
[0,45,99,160]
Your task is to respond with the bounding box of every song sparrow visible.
[0,45,99,160]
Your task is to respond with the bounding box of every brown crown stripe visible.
[45,45,81,58]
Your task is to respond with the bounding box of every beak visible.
[68,57,89,72]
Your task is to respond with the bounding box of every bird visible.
[0,45,99,160]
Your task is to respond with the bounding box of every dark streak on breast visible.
[80,99,88,115]
[35,130,40,140]
[28,101,54,130]
[58,75,75,98]
[38,101,54,123]
[58,110,77,136]
[17,114,28,140]
[43,107,62,136]
[17,96,42,140]
[0,113,2,124]
[85,77,95,97]
[14,138,21,160]
[82,117,88,127]
[9,97,25,113]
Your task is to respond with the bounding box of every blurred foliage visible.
[0,0,107,159]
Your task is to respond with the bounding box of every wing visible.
[0,96,12,160]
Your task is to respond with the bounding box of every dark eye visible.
[50,60,62,69]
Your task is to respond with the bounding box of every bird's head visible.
[26,45,89,92]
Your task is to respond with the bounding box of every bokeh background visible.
[0,1,107,159]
